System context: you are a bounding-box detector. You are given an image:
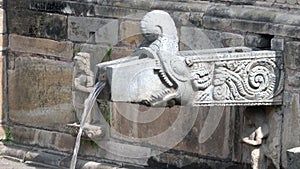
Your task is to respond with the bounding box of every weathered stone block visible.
[285,41,300,69]
[9,34,73,59]
[10,125,36,145]
[0,142,29,160]
[7,9,67,40]
[8,56,75,131]
[282,92,300,168]
[150,150,249,169]
[119,20,143,48]
[110,47,134,60]
[114,0,209,13]
[111,103,232,159]
[205,6,278,24]
[94,5,147,19]
[277,0,287,3]
[6,0,30,10]
[174,107,232,159]
[271,37,284,51]
[232,0,254,4]
[25,151,63,167]
[287,70,300,89]
[68,16,118,45]
[266,0,276,2]
[93,141,151,165]
[234,19,300,39]
[203,16,232,31]
[231,19,271,34]
[204,6,300,39]
[180,27,244,50]
[11,125,75,152]
[30,0,95,16]
[287,147,300,169]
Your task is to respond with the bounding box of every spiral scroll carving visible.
[212,58,282,102]
[245,59,277,99]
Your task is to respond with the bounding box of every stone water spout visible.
[95,10,284,107]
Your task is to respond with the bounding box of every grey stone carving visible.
[242,107,270,169]
[72,52,95,121]
[72,52,106,139]
[95,10,284,107]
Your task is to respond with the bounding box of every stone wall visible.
[0,0,7,140]
[2,0,300,168]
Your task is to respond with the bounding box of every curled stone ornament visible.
[213,84,229,101]
[245,59,277,100]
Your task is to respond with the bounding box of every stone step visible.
[0,142,146,169]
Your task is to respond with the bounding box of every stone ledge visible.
[0,142,126,169]
[0,141,250,169]
[255,1,300,10]
[203,5,300,39]
[10,125,76,153]
[9,125,150,166]
[28,0,300,17]
[30,0,95,16]
[205,5,300,26]
[29,0,147,19]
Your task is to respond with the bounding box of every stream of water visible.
[70,82,106,169]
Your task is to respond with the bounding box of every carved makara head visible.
[95,10,284,107]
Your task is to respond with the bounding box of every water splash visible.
[70,82,106,169]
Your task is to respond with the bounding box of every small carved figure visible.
[72,52,94,123]
[242,107,269,169]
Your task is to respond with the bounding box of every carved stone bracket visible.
[95,10,284,107]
